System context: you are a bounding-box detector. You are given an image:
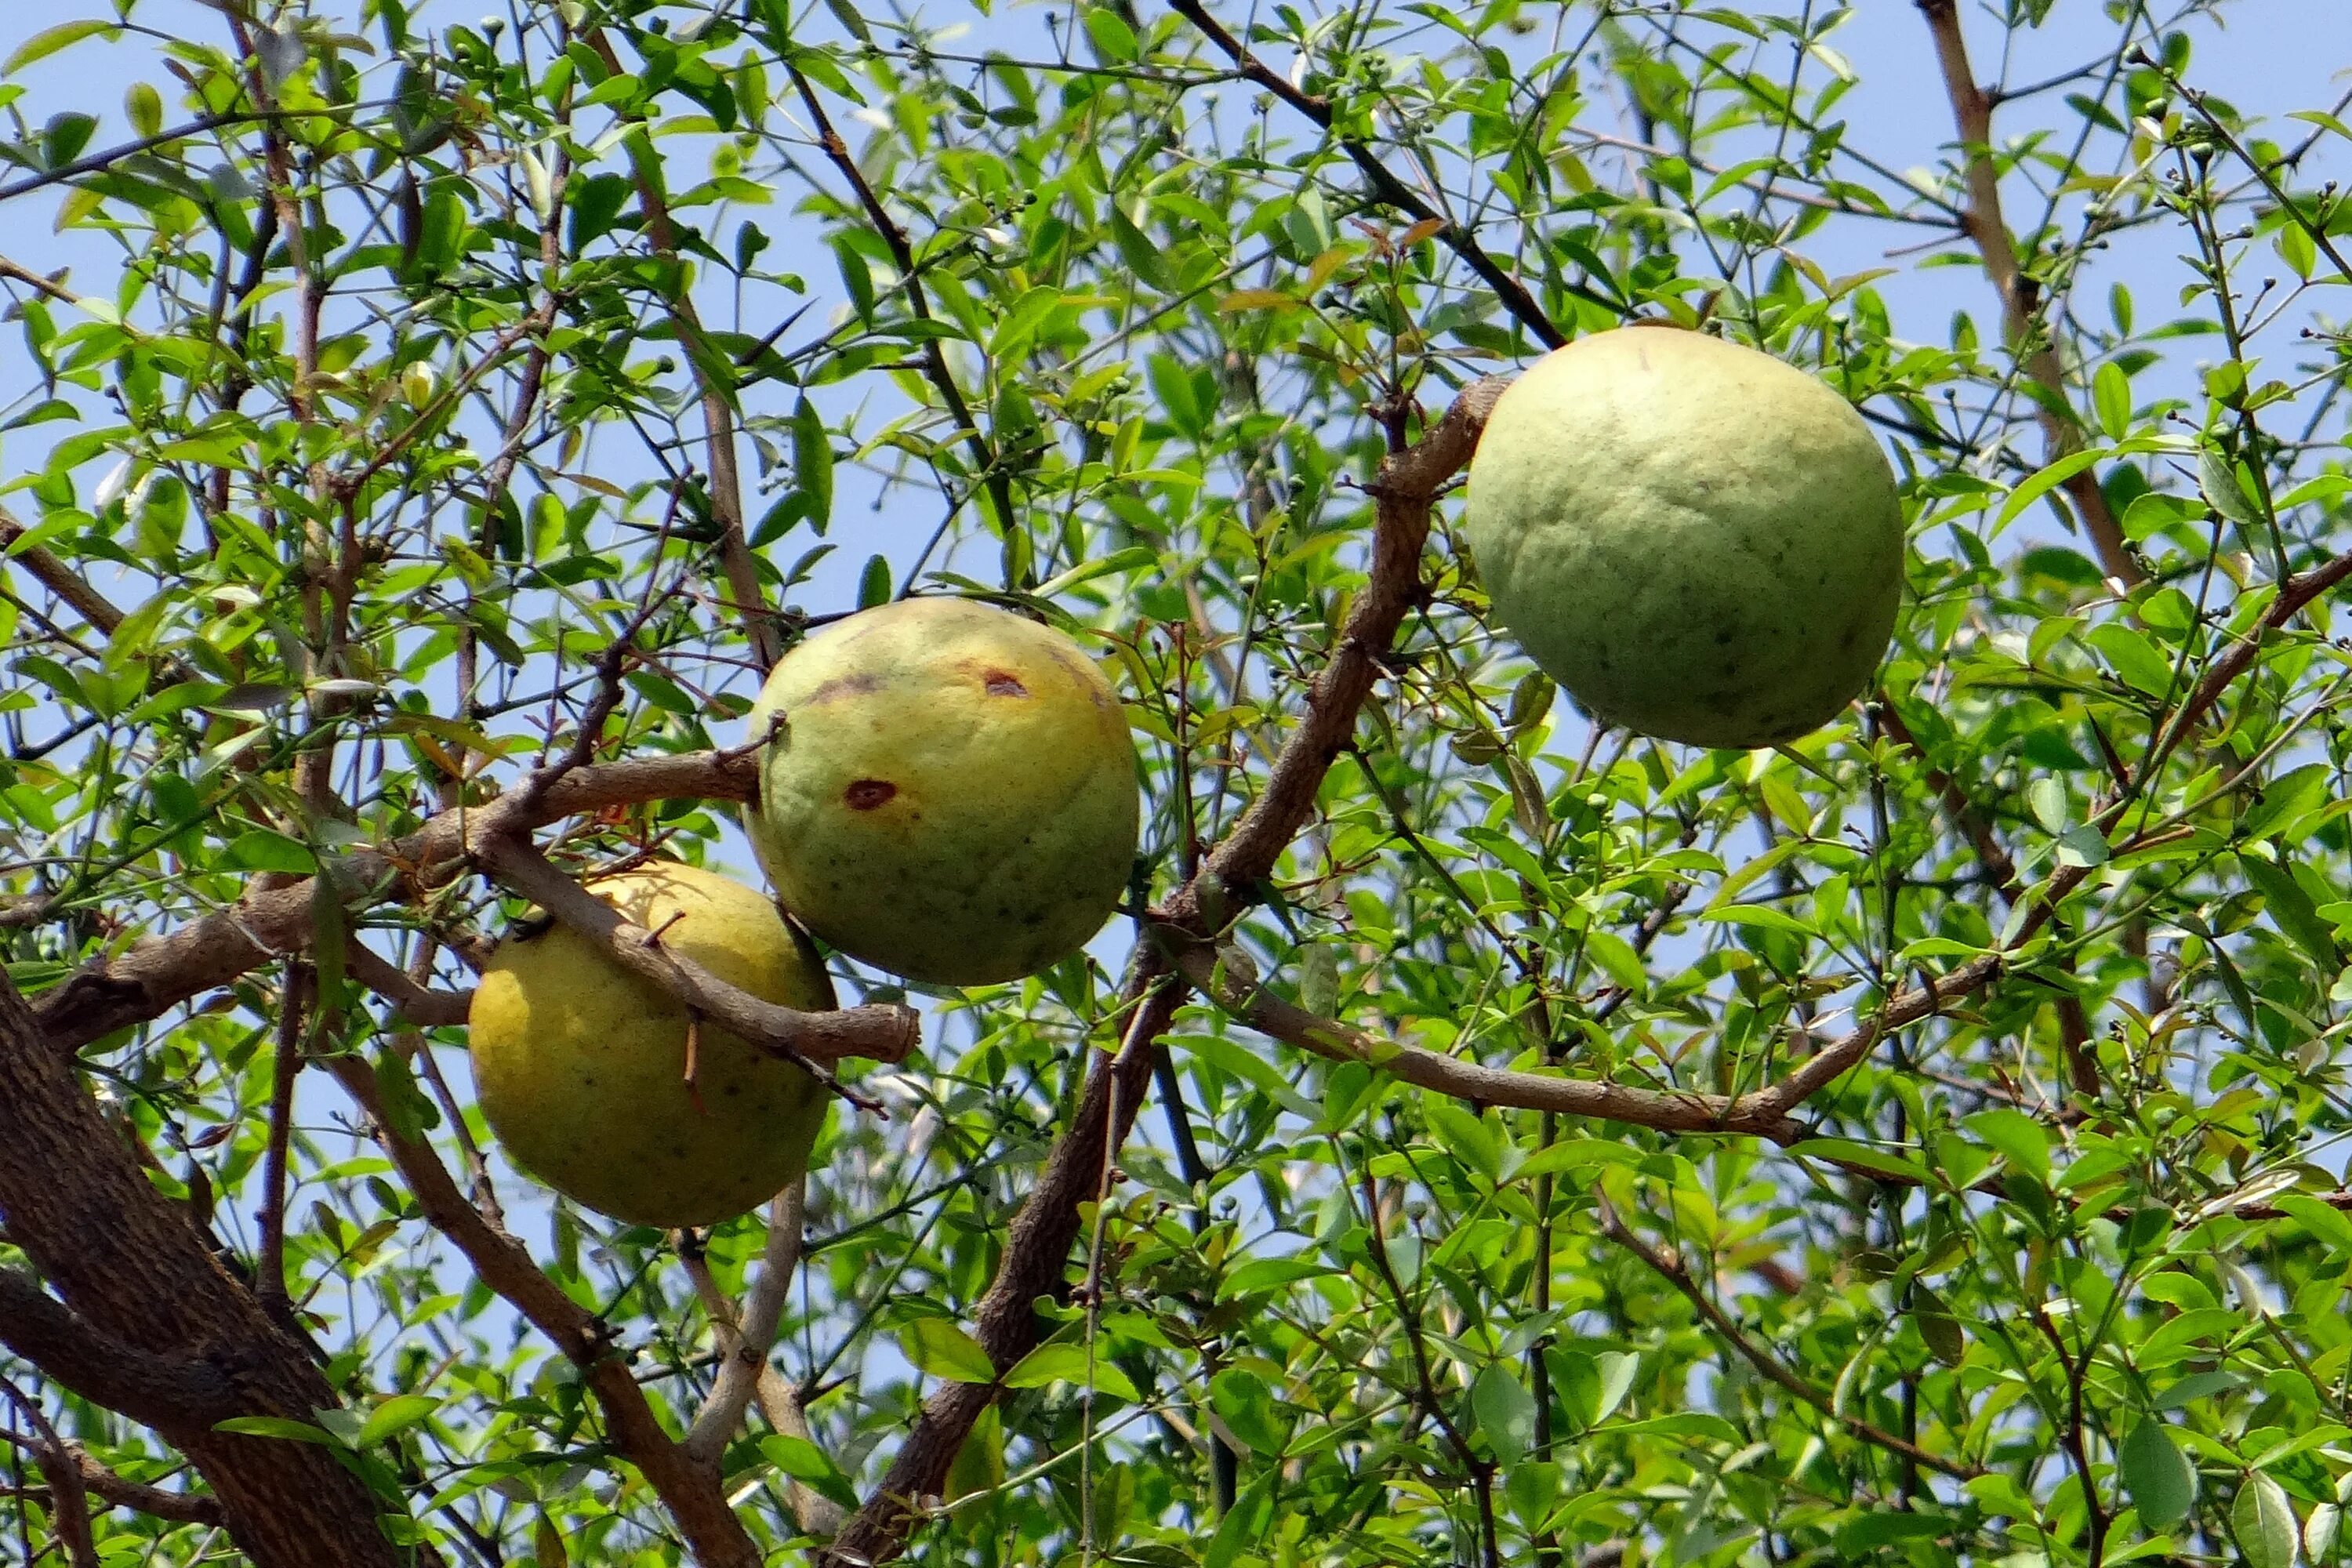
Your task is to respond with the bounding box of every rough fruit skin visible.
[745,598,1138,986]
[467,862,833,1229]
[1465,326,1906,748]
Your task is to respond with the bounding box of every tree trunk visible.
[0,973,426,1567]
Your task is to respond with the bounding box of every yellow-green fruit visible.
[745,598,1138,985]
[467,862,833,1228]
[1465,326,1906,749]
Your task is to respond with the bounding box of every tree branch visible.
[0,1428,220,1526]
[0,1378,97,1568]
[1162,3,1602,341]
[1917,0,2138,585]
[325,1053,764,1568]
[586,31,782,667]
[467,830,914,1103]
[344,946,474,1029]
[822,373,1512,1568]
[780,55,1020,556]
[34,750,752,1052]
[818,971,1182,1567]
[1595,1198,1980,1480]
[0,1276,242,1434]
[682,1184,810,1468]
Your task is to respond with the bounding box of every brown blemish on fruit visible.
[806,673,883,705]
[844,779,897,810]
[983,670,1028,697]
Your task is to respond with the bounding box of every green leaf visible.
[1109,203,1177,296]
[124,82,162,140]
[1083,8,1140,60]
[1472,1363,1537,1465]
[2234,1472,2298,1568]
[4,20,119,75]
[2201,446,2266,527]
[1209,1367,1287,1455]
[759,1436,858,1508]
[792,397,833,529]
[2241,854,2343,972]
[223,830,316,875]
[2093,361,2132,438]
[900,1317,996,1383]
[1965,1109,2052,1185]
[1911,1287,1966,1366]
[357,1394,441,1447]
[2121,1419,2197,1530]
[1203,1476,1273,1568]
[1217,1256,1330,1302]
[2273,1195,2352,1257]
[212,1415,339,1445]
[1788,1138,1931,1183]
[857,554,892,607]
[1001,1342,1140,1401]
[1996,448,2105,535]
[1591,1351,1639,1424]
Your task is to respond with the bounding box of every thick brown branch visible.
[0,1272,238,1432]
[824,376,1512,1568]
[1918,0,2137,584]
[34,750,757,1053]
[1164,932,1802,1138]
[0,1429,222,1526]
[346,946,474,1029]
[0,971,430,1567]
[0,505,129,636]
[2165,548,2352,744]
[1168,378,1512,920]
[819,974,1182,1566]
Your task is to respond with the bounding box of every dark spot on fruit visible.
[1715,627,1734,645]
[983,670,1028,697]
[844,779,897,810]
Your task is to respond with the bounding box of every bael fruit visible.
[745,597,1138,985]
[467,862,833,1228]
[1464,325,1906,749]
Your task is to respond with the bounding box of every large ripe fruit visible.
[745,597,1138,985]
[467,862,833,1229]
[1465,325,1906,749]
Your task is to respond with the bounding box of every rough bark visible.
[0,972,426,1567]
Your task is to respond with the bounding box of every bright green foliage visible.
[1,3,2351,1568]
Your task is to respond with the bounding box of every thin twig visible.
[1595,1198,1980,1480]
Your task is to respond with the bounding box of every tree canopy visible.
[3,2,2352,1566]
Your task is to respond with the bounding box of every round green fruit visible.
[1464,325,1906,749]
[745,597,1138,986]
[467,862,833,1229]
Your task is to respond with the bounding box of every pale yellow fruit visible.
[1465,325,1906,749]
[745,598,1138,985]
[467,862,833,1228]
